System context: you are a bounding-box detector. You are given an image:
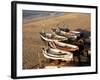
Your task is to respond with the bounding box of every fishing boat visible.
[48,40,79,52]
[42,48,73,61]
[58,27,80,34]
[40,32,68,42]
[58,27,70,32]
[51,28,78,40]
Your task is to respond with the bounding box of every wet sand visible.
[23,13,91,69]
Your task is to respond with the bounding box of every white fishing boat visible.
[42,48,73,61]
[51,28,78,40]
[40,32,68,42]
[58,27,80,35]
[58,27,70,32]
[48,40,79,52]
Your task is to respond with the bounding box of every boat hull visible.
[42,48,73,61]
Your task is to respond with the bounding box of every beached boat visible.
[42,48,73,61]
[40,32,68,42]
[58,27,80,34]
[48,40,79,52]
[58,27,70,32]
[51,28,78,40]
